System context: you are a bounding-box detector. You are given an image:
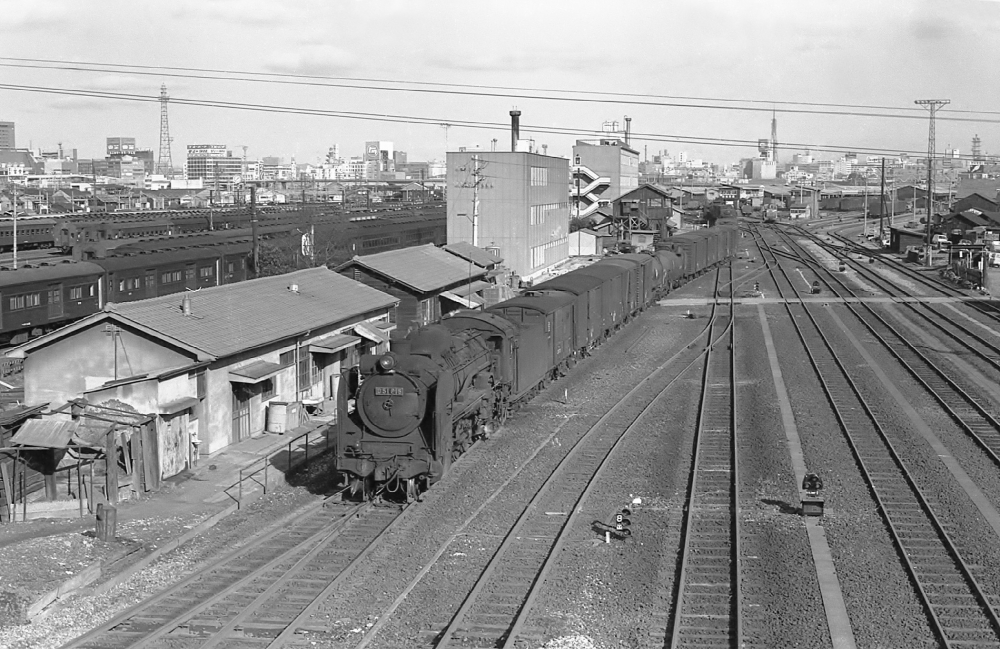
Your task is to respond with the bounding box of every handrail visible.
[225,420,333,508]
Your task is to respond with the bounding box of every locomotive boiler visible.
[335,324,504,500]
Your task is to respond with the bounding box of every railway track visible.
[332,265,736,649]
[60,500,405,649]
[667,263,743,648]
[755,236,1000,647]
[761,226,1000,473]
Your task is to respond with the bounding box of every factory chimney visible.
[510,109,521,152]
[624,117,631,147]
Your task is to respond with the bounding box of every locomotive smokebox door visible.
[358,373,425,437]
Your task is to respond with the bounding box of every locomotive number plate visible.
[375,387,404,396]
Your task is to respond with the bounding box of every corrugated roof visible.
[339,244,488,293]
[443,242,504,266]
[104,267,397,358]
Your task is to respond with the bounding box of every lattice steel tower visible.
[915,98,950,264]
[156,84,173,176]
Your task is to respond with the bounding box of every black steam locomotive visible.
[334,224,738,499]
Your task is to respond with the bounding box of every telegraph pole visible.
[879,158,886,242]
[250,185,259,276]
[458,155,489,247]
[915,98,950,265]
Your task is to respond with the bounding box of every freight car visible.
[0,241,252,345]
[333,223,737,499]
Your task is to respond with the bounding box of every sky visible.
[3,0,1000,168]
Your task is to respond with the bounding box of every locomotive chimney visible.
[510,109,521,152]
[181,295,192,316]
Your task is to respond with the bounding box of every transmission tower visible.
[156,84,173,176]
[915,98,949,265]
[770,109,778,164]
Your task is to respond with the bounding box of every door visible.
[231,384,252,443]
[47,284,63,319]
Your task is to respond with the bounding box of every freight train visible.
[333,224,738,500]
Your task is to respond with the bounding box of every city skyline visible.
[3,0,1000,166]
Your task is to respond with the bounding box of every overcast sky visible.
[3,0,999,167]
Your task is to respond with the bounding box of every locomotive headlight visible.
[377,354,396,373]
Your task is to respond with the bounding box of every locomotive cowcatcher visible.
[335,323,508,501]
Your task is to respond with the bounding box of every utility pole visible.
[458,155,489,247]
[250,185,259,276]
[879,158,886,242]
[12,180,17,269]
[915,98,950,266]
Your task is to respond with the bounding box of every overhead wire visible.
[0,82,984,160]
[0,56,994,123]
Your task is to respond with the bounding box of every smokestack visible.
[510,109,521,152]
[624,116,631,147]
[181,295,192,316]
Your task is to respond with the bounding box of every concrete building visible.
[186,144,244,189]
[447,151,570,282]
[7,268,398,474]
[0,122,14,150]
[571,139,640,219]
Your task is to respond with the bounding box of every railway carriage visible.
[528,273,604,355]
[0,262,105,344]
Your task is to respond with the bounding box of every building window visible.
[420,298,434,325]
[261,378,276,400]
[530,166,548,186]
[279,350,295,367]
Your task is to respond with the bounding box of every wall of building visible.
[23,322,194,406]
[447,151,569,280]
[574,141,640,202]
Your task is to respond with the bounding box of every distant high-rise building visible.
[0,122,15,150]
[186,144,242,188]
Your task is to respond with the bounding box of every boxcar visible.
[528,273,604,354]
[488,293,576,390]
[574,264,627,333]
[593,257,642,317]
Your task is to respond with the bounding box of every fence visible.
[225,423,334,508]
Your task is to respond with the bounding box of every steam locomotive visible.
[334,224,738,499]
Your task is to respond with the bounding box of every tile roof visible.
[338,244,488,293]
[104,267,397,358]
[443,242,503,266]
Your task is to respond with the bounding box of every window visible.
[297,352,319,393]
[420,298,434,325]
[48,286,61,305]
[530,166,548,186]
[8,295,23,310]
[199,266,214,278]
[69,286,83,300]
[261,378,276,400]
[226,262,235,275]
[279,350,295,367]
[26,293,40,308]
[185,267,196,282]
[145,272,156,289]
[161,270,182,283]
[118,279,126,292]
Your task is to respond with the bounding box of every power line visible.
[1,56,998,124]
[0,81,985,161]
